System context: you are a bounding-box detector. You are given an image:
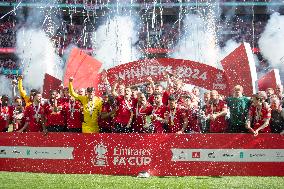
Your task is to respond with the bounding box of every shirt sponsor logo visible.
[113,147,151,166]
[275,152,284,158]
[208,152,215,158]
[92,144,152,167]
[240,152,244,158]
[0,146,74,159]
[192,152,200,158]
[249,153,265,157]
[171,149,284,162]
[223,153,234,157]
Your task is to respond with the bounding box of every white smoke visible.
[219,39,240,61]
[0,75,12,98]
[258,12,284,74]
[92,16,141,69]
[16,28,64,91]
[171,14,239,68]
[171,14,220,67]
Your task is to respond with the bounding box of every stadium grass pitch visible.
[0,171,283,189]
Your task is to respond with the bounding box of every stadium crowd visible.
[0,70,283,135]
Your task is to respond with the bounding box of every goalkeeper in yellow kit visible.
[68,77,103,133]
[17,75,38,107]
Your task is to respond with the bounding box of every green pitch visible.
[0,171,283,189]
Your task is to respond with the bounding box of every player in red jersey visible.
[112,79,137,133]
[166,95,188,133]
[62,96,83,133]
[19,91,47,133]
[10,96,25,132]
[0,95,11,132]
[43,90,66,132]
[181,93,201,133]
[98,92,115,133]
[59,86,70,104]
[150,92,169,133]
[146,76,169,106]
[205,90,228,133]
[246,94,271,136]
[133,93,153,133]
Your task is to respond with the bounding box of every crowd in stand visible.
[0,21,16,48]
[0,70,283,135]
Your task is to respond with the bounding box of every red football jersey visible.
[10,106,25,131]
[133,103,153,133]
[0,104,11,131]
[98,102,113,130]
[113,96,137,125]
[152,105,169,133]
[205,100,228,133]
[62,100,82,129]
[249,104,271,133]
[167,107,187,133]
[43,100,65,127]
[187,108,201,133]
[23,104,45,132]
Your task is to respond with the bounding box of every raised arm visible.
[147,76,155,91]
[17,75,29,103]
[12,79,17,100]
[68,77,83,102]
[101,69,112,93]
[111,81,119,98]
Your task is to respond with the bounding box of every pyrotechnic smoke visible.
[0,75,12,98]
[92,15,142,69]
[258,12,284,75]
[16,1,64,92]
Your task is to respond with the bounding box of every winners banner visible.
[0,133,283,176]
[103,58,230,95]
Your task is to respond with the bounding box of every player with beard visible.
[0,95,11,132]
[199,92,211,133]
[98,93,115,133]
[112,80,137,133]
[150,92,169,133]
[146,77,169,106]
[164,70,185,106]
[10,96,25,132]
[166,95,188,133]
[181,93,201,133]
[43,90,65,132]
[246,94,271,136]
[69,77,103,133]
[19,91,47,133]
[205,90,228,133]
[132,93,153,133]
[62,95,83,133]
[59,86,70,104]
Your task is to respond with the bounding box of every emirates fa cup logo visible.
[92,143,108,166]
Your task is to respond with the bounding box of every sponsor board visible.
[92,143,152,166]
[171,149,284,162]
[0,146,74,159]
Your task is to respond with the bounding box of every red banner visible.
[0,133,283,176]
[42,73,62,99]
[63,48,102,89]
[104,58,230,95]
[258,69,281,91]
[221,43,257,96]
